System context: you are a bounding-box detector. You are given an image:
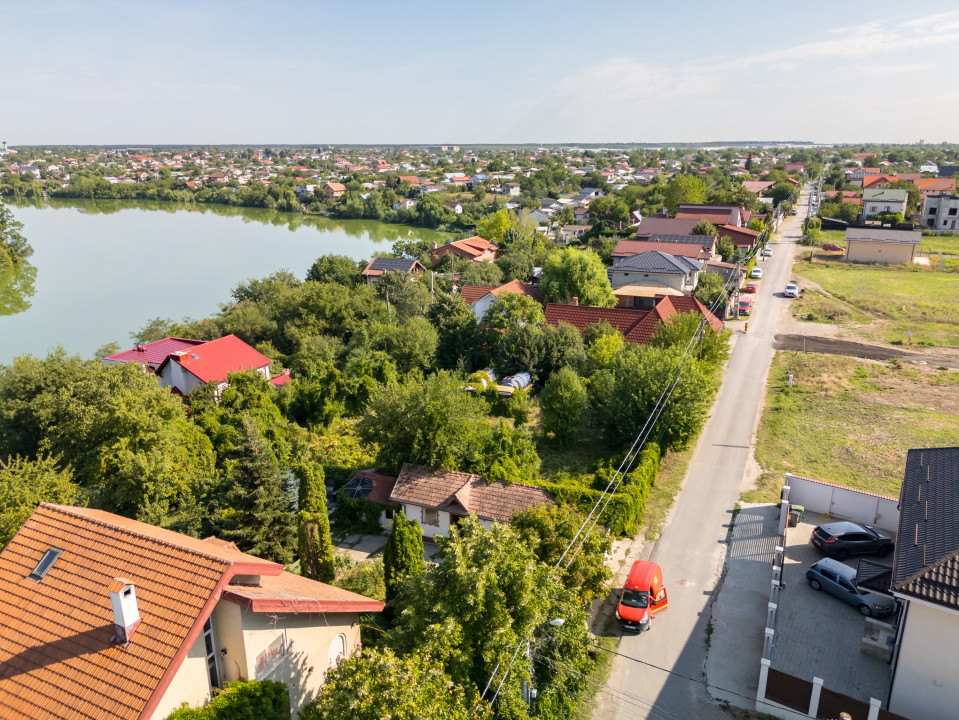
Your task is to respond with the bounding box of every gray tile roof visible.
[892,447,959,610]
[611,251,702,275]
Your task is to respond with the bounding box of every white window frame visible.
[423,507,440,526]
[254,631,288,680]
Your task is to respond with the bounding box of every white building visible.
[921,193,959,231]
[861,188,909,221]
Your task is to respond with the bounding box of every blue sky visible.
[4,1,958,145]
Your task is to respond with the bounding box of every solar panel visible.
[344,477,373,499]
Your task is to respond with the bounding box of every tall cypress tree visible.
[382,511,425,615]
[222,419,296,564]
[296,461,335,583]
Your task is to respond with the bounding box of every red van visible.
[616,560,669,632]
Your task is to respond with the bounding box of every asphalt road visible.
[596,191,813,720]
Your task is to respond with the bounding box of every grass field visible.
[919,233,959,256]
[791,254,959,346]
[755,352,959,497]
[818,229,846,246]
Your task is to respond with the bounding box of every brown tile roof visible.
[348,470,400,507]
[459,279,542,306]
[717,224,762,247]
[892,448,959,611]
[610,240,710,260]
[0,504,382,720]
[634,217,699,238]
[675,211,733,226]
[390,464,552,523]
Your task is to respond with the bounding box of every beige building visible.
[888,448,959,720]
[843,228,920,264]
[0,504,383,720]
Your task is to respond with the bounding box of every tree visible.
[768,182,794,206]
[541,248,615,308]
[222,419,297,564]
[358,371,491,473]
[483,292,545,331]
[306,254,363,287]
[0,455,78,549]
[458,260,503,287]
[539,368,589,446]
[301,649,490,720]
[690,219,717,237]
[665,174,707,214]
[481,419,540,484]
[475,208,515,243]
[386,518,593,720]
[539,321,587,378]
[649,311,730,367]
[382,511,425,613]
[587,195,629,231]
[747,218,766,233]
[427,292,487,371]
[717,236,736,263]
[297,461,335,583]
[693,271,727,310]
[0,206,33,267]
[167,679,290,720]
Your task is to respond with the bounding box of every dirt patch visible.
[773,334,959,369]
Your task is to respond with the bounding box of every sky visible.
[4,0,959,146]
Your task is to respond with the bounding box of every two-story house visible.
[921,193,959,231]
[861,188,909,221]
[0,504,383,720]
[607,251,702,308]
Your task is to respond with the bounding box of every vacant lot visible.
[791,253,959,346]
[756,352,959,497]
[919,233,959,256]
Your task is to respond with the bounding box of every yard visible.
[755,352,959,497]
[919,232,959,256]
[791,252,959,346]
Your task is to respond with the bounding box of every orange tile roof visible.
[0,504,382,720]
[459,279,541,306]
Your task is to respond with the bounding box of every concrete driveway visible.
[596,189,815,720]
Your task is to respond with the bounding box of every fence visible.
[784,473,900,534]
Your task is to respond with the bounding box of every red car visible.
[822,243,843,252]
[742,282,758,293]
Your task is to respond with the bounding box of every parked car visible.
[496,371,532,397]
[789,209,797,216]
[762,247,773,257]
[822,243,843,252]
[784,283,799,298]
[811,521,895,560]
[749,267,764,279]
[742,282,758,293]
[738,297,752,316]
[806,557,897,618]
[616,560,669,632]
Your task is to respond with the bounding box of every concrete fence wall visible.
[784,473,900,533]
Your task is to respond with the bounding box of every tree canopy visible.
[540,248,615,308]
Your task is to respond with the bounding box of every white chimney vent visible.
[109,578,142,645]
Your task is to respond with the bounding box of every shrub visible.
[166,679,289,719]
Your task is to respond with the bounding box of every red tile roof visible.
[103,337,204,370]
[459,279,542,306]
[390,464,552,523]
[717,224,761,247]
[430,236,498,262]
[155,334,271,384]
[0,504,382,720]
[348,470,401,507]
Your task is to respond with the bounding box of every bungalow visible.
[0,503,383,720]
[913,177,956,197]
[573,206,590,224]
[843,228,921,264]
[559,224,590,242]
[361,257,426,284]
[323,182,346,199]
[444,201,464,215]
[155,334,272,397]
[887,447,959,720]
[389,463,553,540]
[861,188,909,221]
[459,279,542,322]
[430,236,498,264]
[392,198,417,211]
[919,161,938,174]
[544,295,722,343]
[103,337,206,373]
[608,251,702,307]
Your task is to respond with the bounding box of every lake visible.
[0,199,448,365]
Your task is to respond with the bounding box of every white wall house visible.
[861,188,909,221]
[607,251,701,298]
[155,334,271,396]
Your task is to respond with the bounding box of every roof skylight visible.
[29,547,64,581]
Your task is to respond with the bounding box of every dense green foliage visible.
[539,368,589,445]
[297,462,334,582]
[0,206,33,267]
[0,455,79,548]
[540,248,616,308]
[166,679,290,719]
[382,511,425,614]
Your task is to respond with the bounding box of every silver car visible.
[806,557,896,618]
[784,283,799,298]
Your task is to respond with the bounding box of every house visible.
[103,337,206,373]
[392,198,417,211]
[527,209,551,225]
[716,224,762,251]
[459,279,542,322]
[612,237,713,260]
[843,228,921,264]
[17,164,41,179]
[608,251,703,307]
[155,334,272,396]
[429,236,498,264]
[294,184,317,199]
[444,201,464,215]
[573,206,590,224]
[361,257,426,284]
[544,295,722,342]
[741,180,776,196]
[919,161,939,174]
[675,204,747,227]
[559,224,590,242]
[389,463,552,540]
[628,210,643,226]
[861,188,909,221]
[861,175,899,191]
[634,217,700,238]
[343,469,401,528]
[0,503,383,720]
[502,182,521,196]
[921,193,959,231]
[322,182,346,199]
[913,177,956,197]
[887,447,959,720]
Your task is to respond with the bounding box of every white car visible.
[762,247,773,257]
[749,267,764,279]
[784,283,799,298]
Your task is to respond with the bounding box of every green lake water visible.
[0,199,447,365]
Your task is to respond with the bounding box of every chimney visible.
[109,578,142,645]
[572,296,579,306]
[432,241,438,250]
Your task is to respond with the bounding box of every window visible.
[328,633,347,668]
[254,632,288,679]
[203,618,220,689]
[29,548,64,582]
[949,207,958,216]
[423,507,439,526]
[384,508,395,520]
